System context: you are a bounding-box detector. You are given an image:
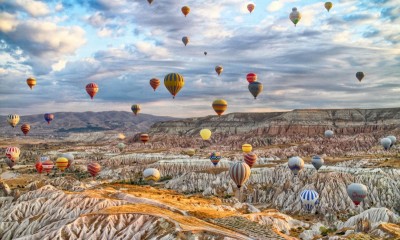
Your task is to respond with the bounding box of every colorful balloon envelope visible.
[324,2,333,12]
[215,65,223,76]
[35,161,43,174]
[44,113,54,124]
[200,129,212,140]
[311,155,324,171]
[61,153,74,168]
[210,152,221,166]
[164,73,184,99]
[246,73,257,83]
[186,149,195,157]
[150,78,160,91]
[5,146,20,161]
[300,190,319,212]
[229,162,251,189]
[182,36,189,46]
[26,77,36,90]
[5,158,17,169]
[181,6,190,17]
[248,82,263,99]
[39,156,50,162]
[21,123,31,136]
[244,152,257,168]
[347,183,368,206]
[288,156,304,175]
[117,142,125,152]
[212,99,228,116]
[380,138,392,150]
[143,168,160,182]
[356,72,365,82]
[242,144,252,153]
[247,3,255,13]
[140,133,150,144]
[88,162,101,178]
[42,159,54,174]
[131,104,141,116]
[324,130,334,138]
[56,157,69,172]
[118,133,126,140]
[7,114,20,128]
[86,83,99,99]
[289,7,301,26]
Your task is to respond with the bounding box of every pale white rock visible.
[336,207,400,230]
[299,222,325,240]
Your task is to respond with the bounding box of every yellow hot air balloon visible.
[56,157,69,172]
[324,2,333,12]
[181,6,190,17]
[186,149,196,157]
[164,73,185,99]
[200,129,212,140]
[117,133,126,140]
[212,99,227,116]
[26,77,36,90]
[242,144,252,153]
[7,114,20,128]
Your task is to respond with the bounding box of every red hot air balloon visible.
[140,134,149,144]
[35,161,43,174]
[88,162,101,178]
[247,3,255,13]
[86,83,99,99]
[44,113,54,124]
[246,73,257,83]
[150,78,160,91]
[244,152,257,168]
[21,123,31,135]
[42,159,54,174]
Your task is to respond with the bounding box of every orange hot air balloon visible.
[26,77,36,90]
[86,83,99,99]
[181,6,190,17]
[150,78,160,91]
[246,73,257,83]
[140,134,150,144]
[88,162,101,178]
[56,157,69,172]
[212,99,228,116]
[35,161,43,174]
[247,3,255,13]
[21,123,31,136]
[215,65,223,76]
[42,159,54,174]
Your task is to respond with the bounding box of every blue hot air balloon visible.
[300,189,319,212]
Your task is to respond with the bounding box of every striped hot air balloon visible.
[347,183,368,206]
[181,6,190,17]
[248,82,263,99]
[229,162,251,189]
[143,168,160,182]
[242,144,252,153]
[150,78,160,91]
[7,114,20,128]
[56,157,69,172]
[210,152,221,166]
[39,156,50,162]
[300,190,319,212]
[247,3,255,13]
[164,73,185,99]
[35,161,43,174]
[131,104,141,116]
[44,113,54,124]
[61,153,74,168]
[288,156,304,175]
[215,65,223,76]
[86,83,99,99]
[87,162,101,178]
[311,155,324,171]
[140,134,149,144]
[246,73,257,83]
[212,99,227,116]
[26,77,37,90]
[5,147,20,161]
[5,158,17,169]
[21,123,30,136]
[244,152,257,168]
[42,160,54,174]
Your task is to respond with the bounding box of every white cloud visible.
[267,1,284,12]
[51,59,67,72]
[87,12,108,28]
[14,0,51,17]
[0,12,19,33]
[134,41,169,59]
[98,27,113,37]
[55,2,63,12]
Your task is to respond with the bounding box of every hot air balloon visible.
[140,133,149,144]
[39,156,50,162]
[215,65,223,76]
[311,155,324,171]
[147,0,153,4]
[380,138,392,150]
[5,158,17,169]
[182,36,189,46]
[204,51,207,56]
[324,2,333,12]
[324,130,334,138]
[164,73,185,99]
[247,3,255,13]
[242,144,252,153]
[61,153,74,168]
[246,73,257,83]
[186,149,195,157]
[244,152,257,168]
[21,123,30,136]
[387,135,397,147]
[42,159,54,174]
[117,142,125,152]
[229,162,251,189]
[88,162,101,178]
[56,157,69,172]
[35,161,43,174]
[248,82,263,99]
[143,168,160,182]
[86,83,99,99]
[356,72,365,82]
[7,114,20,128]
[131,104,141,116]
[210,152,221,166]
[181,6,190,17]
[26,77,36,90]
[347,183,368,206]
[5,147,20,161]
[289,7,301,26]
[118,133,126,140]
[200,129,212,140]
[212,99,228,116]
[44,113,54,124]
[288,156,304,175]
[150,78,160,91]
[300,190,319,212]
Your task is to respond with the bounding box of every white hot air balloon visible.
[324,130,334,138]
[288,156,304,175]
[143,168,161,183]
[380,138,392,150]
[300,189,319,212]
[347,183,368,206]
[386,135,396,147]
[311,155,324,171]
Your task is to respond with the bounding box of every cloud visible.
[5,0,51,17]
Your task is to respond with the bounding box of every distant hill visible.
[0,111,177,138]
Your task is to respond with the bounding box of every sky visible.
[0,0,399,118]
